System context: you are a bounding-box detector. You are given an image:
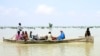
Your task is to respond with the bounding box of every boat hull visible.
[3,36,94,44]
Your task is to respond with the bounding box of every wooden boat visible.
[3,36,94,44]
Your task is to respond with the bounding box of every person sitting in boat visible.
[20,31,25,40]
[33,34,39,40]
[47,31,57,40]
[29,31,39,40]
[29,31,33,39]
[85,27,91,37]
[16,31,21,40]
[57,30,65,40]
[47,31,52,40]
[23,31,29,42]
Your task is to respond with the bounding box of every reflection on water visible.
[85,43,92,56]
[0,42,94,56]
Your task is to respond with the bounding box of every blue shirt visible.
[58,32,65,40]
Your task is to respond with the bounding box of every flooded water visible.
[0,28,100,56]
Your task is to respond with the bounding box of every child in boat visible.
[16,31,21,40]
[85,27,91,37]
[57,30,65,40]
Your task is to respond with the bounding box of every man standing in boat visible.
[14,23,23,40]
[11,23,23,40]
[17,23,23,32]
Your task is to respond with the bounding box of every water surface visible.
[0,28,100,56]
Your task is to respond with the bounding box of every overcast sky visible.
[0,0,100,26]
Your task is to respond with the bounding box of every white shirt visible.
[17,25,23,31]
[47,34,52,40]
